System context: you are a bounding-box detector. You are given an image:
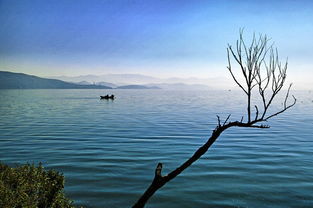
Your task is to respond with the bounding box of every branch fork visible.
[132,30,296,208]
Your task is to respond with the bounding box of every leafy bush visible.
[0,162,75,208]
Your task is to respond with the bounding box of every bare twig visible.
[132,30,296,208]
[223,114,231,126]
[217,115,221,127]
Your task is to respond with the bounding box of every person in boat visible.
[100,94,114,99]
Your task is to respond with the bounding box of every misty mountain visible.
[77,81,92,85]
[75,81,117,88]
[116,85,160,89]
[50,74,161,85]
[0,71,112,89]
[50,73,229,90]
[146,83,211,90]
[96,82,117,88]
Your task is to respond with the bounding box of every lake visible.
[0,89,312,208]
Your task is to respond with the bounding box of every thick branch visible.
[132,30,296,208]
[132,119,269,208]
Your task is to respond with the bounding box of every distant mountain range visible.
[49,73,224,90]
[116,85,160,89]
[146,83,211,90]
[76,81,118,88]
[0,71,229,90]
[0,71,114,89]
[0,71,160,89]
[50,74,161,86]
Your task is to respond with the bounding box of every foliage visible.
[0,162,75,208]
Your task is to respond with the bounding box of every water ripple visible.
[0,89,312,207]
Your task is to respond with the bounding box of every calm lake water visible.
[0,89,312,208]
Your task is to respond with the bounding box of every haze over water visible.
[1,0,313,89]
[0,89,312,207]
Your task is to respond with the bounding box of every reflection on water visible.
[0,89,312,208]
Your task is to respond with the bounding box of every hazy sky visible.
[0,0,312,87]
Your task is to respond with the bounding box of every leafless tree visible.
[132,30,296,208]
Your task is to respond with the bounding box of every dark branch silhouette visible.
[132,30,296,208]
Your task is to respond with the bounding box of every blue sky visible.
[0,0,312,87]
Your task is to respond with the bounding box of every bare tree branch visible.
[223,114,231,126]
[132,30,296,208]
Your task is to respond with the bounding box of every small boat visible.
[100,94,114,100]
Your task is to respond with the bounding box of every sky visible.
[0,0,312,88]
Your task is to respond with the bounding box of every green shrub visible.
[0,162,75,208]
